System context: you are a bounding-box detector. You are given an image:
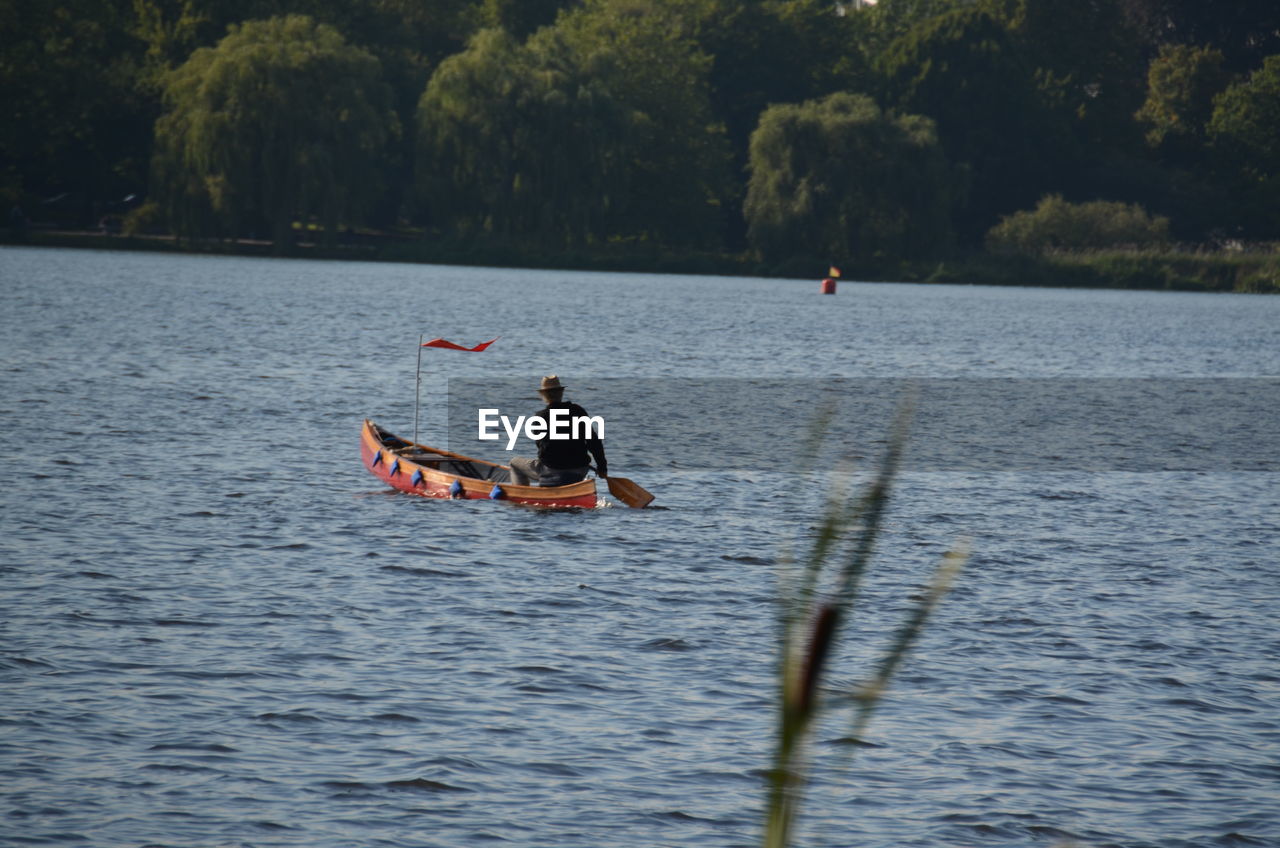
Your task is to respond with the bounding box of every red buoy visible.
[821,265,840,294]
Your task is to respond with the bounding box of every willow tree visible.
[152,15,399,251]
[416,27,634,248]
[745,92,954,266]
[417,0,729,249]
[553,0,731,247]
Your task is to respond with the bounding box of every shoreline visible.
[4,229,1277,293]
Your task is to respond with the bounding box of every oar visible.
[595,469,654,509]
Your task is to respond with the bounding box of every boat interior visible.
[374,424,511,482]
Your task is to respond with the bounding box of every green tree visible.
[986,194,1170,253]
[329,0,482,227]
[865,0,967,51]
[129,0,479,72]
[554,0,731,247]
[1209,55,1280,183]
[1208,55,1280,237]
[479,0,570,38]
[130,0,480,228]
[130,0,210,81]
[745,92,954,266]
[999,0,1145,153]
[417,27,634,247]
[152,14,399,251]
[0,0,151,222]
[1136,44,1229,159]
[122,0,472,228]
[685,0,874,248]
[1122,0,1280,73]
[418,1,729,249]
[877,4,1070,243]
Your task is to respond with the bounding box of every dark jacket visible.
[533,401,607,476]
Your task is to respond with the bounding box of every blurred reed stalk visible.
[765,402,968,848]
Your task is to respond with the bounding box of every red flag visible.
[421,337,498,352]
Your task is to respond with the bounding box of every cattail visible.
[796,603,839,715]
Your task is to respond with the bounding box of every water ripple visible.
[2,249,1278,848]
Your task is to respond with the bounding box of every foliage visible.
[1035,248,1280,293]
[1237,261,1280,294]
[128,0,479,73]
[865,0,967,49]
[1001,0,1146,152]
[876,2,1073,242]
[122,200,164,236]
[987,194,1171,254]
[129,0,211,84]
[553,0,731,246]
[1136,45,1229,156]
[0,0,151,220]
[766,405,965,848]
[687,0,874,248]
[1121,0,1280,73]
[152,15,399,251]
[1066,152,1232,242]
[416,28,634,247]
[418,0,729,248]
[1209,56,1280,184]
[745,92,954,266]
[478,0,569,38]
[8,0,1280,265]
[1206,56,1280,238]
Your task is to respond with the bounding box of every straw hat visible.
[539,375,565,392]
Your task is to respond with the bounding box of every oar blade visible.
[606,476,654,509]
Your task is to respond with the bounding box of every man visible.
[508,375,607,486]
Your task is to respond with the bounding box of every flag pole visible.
[412,336,497,448]
[413,334,423,448]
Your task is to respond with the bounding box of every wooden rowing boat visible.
[360,419,598,508]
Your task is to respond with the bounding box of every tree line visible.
[4,0,1279,265]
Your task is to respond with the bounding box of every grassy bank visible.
[929,248,1280,293]
[5,229,1278,293]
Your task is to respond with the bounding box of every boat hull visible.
[361,419,598,509]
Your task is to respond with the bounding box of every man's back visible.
[533,401,604,471]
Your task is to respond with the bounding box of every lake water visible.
[2,246,1278,848]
